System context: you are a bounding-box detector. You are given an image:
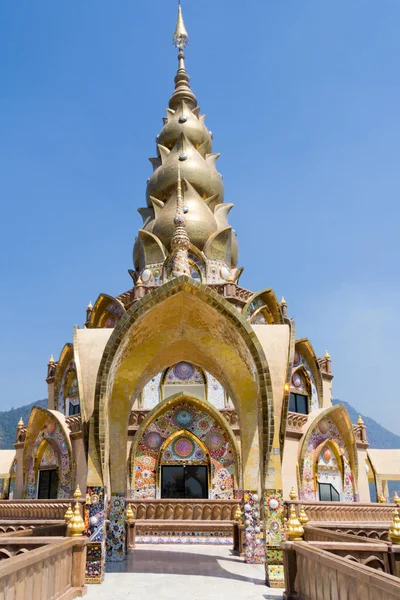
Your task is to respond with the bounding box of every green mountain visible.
[0,399,47,450]
[332,399,400,449]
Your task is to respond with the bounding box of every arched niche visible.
[89,294,126,329]
[90,277,273,495]
[23,407,73,499]
[298,405,358,502]
[242,288,283,325]
[293,340,323,410]
[129,393,239,499]
[161,362,206,401]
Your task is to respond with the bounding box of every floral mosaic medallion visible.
[243,491,264,564]
[106,493,126,562]
[133,401,235,499]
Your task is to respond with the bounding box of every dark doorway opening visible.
[161,465,208,499]
[37,469,59,499]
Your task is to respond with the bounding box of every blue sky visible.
[0,1,399,432]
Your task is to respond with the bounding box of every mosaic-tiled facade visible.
[133,401,235,499]
[301,416,355,501]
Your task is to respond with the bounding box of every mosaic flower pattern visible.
[133,402,235,499]
[301,416,355,501]
[293,351,319,410]
[106,493,126,562]
[243,491,264,564]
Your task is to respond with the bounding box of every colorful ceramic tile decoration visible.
[135,535,233,545]
[243,491,264,564]
[142,373,162,409]
[26,418,71,499]
[293,351,319,410]
[85,486,106,583]
[301,417,355,501]
[164,362,204,384]
[264,489,285,588]
[132,401,235,499]
[106,493,126,562]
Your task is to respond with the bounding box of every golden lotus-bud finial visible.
[280,296,287,306]
[17,416,24,428]
[173,1,189,49]
[378,493,386,503]
[233,504,243,523]
[324,350,331,359]
[87,301,93,310]
[289,486,297,501]
[394,492,400,506]
[126,503,134,520]
[48,354,55,364]
[64,503,74,524]
[136,275,143,286]
[389,509,400,544]
[67,502,86,537]
[298,505,309,526]
[286,504,304,541]
[73,484,82,499]
[357,415,364,426]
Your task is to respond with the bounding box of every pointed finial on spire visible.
[324,350,331,359]
[87,301,93,310]
[280,296,287,306]
[169,2,197,110]
[173,1,189,49]
[49,354,55,364]
[357,415,364,426]
[17,417,24,428]
[171,165,191,278]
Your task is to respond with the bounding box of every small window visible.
[68,403,80,416]
[289,393,309,415]
[318,482,340,502]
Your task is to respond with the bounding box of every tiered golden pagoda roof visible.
[133,2,239,285]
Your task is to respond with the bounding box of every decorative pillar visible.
[264,489,285,588]
[106,493,126,562]
[85,486,106,584]
[243,491,264,564]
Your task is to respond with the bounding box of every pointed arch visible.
[89,294,126,329]
[294,339,324,410]
[242,288,284,324]
[298,405,358,501]
[90,277,273,494]
[23,407,73,498]
[129,392,240,493]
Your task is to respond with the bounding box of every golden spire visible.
[389,509,400,544]
[324,350,331,359]
[170,2,197,110]
[173,1,188,48]
[171,165,191,277]
[17,417,24,428]
[126,503,134,520]
[357,415,364,426]
[289,486,297,501]
[87,301,93,310]
[280,296,287,306]
[286,504,304,541]
[48,354,55,364]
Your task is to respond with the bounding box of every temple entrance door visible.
[161,465,208,499]
[37,469,58,499]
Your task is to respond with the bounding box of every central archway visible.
[90,278,273,496]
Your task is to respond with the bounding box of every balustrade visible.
[0,537,86,600]
[0,499,85,521]
[126,498,238,521]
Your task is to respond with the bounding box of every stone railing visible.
[0,537,86,599]
[126,499,238,521]
[0,499,85,521]
[282,541,400,600]
[287,500,395,525]
[286,412,308,437]
[0,523,66,537]
[304,525,388,545]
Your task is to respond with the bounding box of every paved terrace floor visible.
[85,545,284,600]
